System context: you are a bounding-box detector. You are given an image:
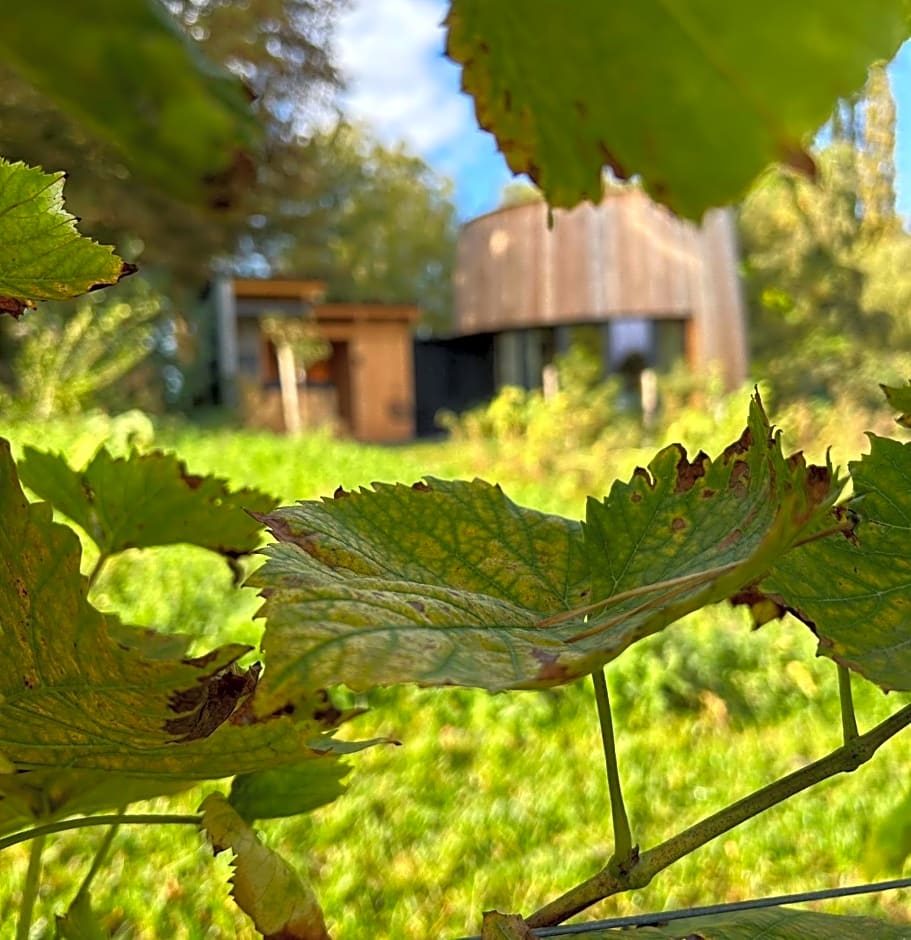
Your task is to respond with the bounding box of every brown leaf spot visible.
[671,517,686,532]
[14,577,27,600]
[412,481,431,492]
[728,461,750,497]
[166,663,259,741]
[806,463,833,505]
[532,648,571,683]
[722,427,753,461]
[674,450,708,494]
[836,505,860,544]
[599,142,630,181]
[780,144,817,181]
[408,599,426,613]
[179,467,204,490]
[631,491,642,503]
[0,296,30,318]
[333,486,350,499]
[701,488,716,499]
[718,528,742,550]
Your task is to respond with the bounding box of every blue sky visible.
[335,0,911,223]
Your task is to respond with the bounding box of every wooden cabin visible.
[214,277,419,442]
[453,191,748,393]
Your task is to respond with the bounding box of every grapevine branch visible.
[526,702,911,928]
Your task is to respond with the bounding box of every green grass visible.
[2,409,910,938]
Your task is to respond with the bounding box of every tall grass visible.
[1,404,909,938]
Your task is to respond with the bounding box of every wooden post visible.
[275,342,301,434]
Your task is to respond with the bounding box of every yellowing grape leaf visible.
[250,396,840,711]
[0,438,378,780]
[19,446,277,570]
[0,159,134,318]
[576,906,911,938]
[445,1,908,216]
[1,2,259,208]
[746,434,911,691]
[200,792,330,940]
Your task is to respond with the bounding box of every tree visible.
[0,0,345,285]
[257,123,458,335]
[859,62,899,236]
[738,143,911,405]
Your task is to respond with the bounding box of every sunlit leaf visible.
[229,762,349,822]
[19,446,278,568]
[1,1,260,207]
[200,792,331,940]
[446,1,908,216]
[0,438,379,778]
[577,906,911,938]
[0,159,133,317]
[754,434,911,690]
[250,396,839,710]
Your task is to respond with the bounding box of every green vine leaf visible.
[0,159,134,317]
[250,396,840,711]
[229,762,349,822]
[445,1,908,216]
[578,906,911,938]
[0,438,380,779]
[746,434,911,691]
[1,2,260,208]
[200,792,331,940]
[19,446,278,569]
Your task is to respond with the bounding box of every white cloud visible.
[334,0,512,217]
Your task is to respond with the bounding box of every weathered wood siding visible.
[454,191,747,387]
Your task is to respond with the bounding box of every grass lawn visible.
[1,408,910,938]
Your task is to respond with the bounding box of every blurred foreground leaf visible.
[20,446,277,569]
[1,0,260,207]
[0,159,133,317]
[251,396,839,710]
[446,1,907,216]
[201,792,331,940]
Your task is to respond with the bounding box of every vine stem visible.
[72,807,126,904]
[838,664,859,743]
[16,834,45,940]
[0,814,201,853]
[526,702,911,928]
[591,669,634,867]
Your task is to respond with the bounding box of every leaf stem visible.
[526,702,911,928]
[72,807,126,904]
[591,669,634,867]
[16,833,45,940]
[0,814,201,853]
[838,664,859,743]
